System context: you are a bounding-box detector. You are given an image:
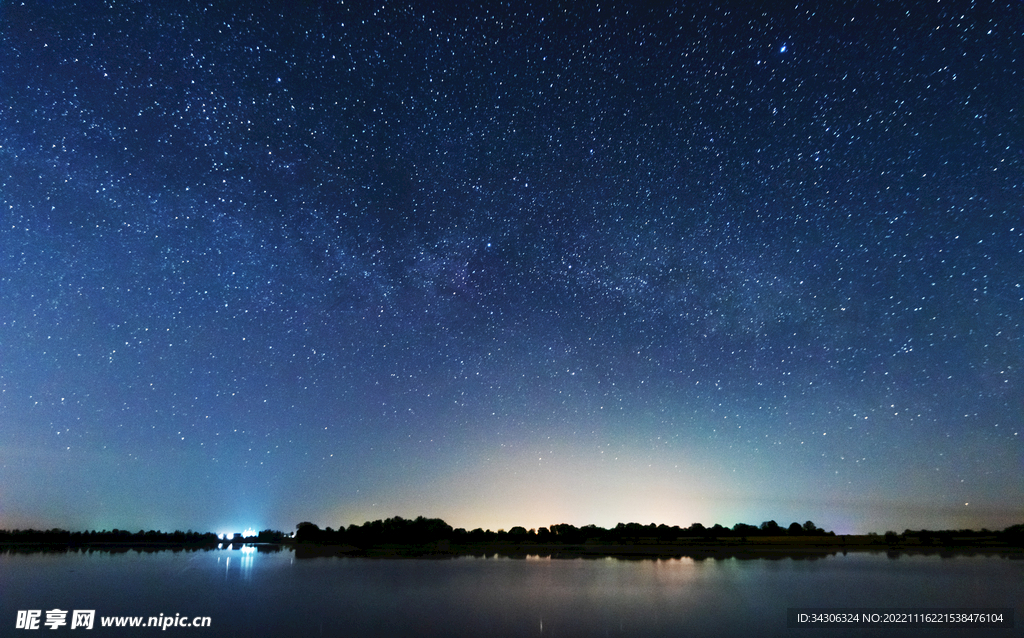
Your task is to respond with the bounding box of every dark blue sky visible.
[1,1,1021,535]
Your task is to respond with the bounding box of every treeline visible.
[296,516,453,545]
[882,525,1024,546]
[6,522,1021,549]
[0,528,221,545]
[294,517,837,547]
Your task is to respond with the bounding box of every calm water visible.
[1,546,1019,637]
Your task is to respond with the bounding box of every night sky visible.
[1,1,1021,536]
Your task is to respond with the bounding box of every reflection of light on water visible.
[240,544,255,579]
[215,545,256,580]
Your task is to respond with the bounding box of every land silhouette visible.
[3,519,1021,559]
[286,517,1024,558]
[0,528,283,548]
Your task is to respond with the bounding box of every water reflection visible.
[216,544,258,580]
[0,543,1014,562]
[240,544,255,579]
[0,547,1020,638]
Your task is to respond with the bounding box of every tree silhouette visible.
[294,522,322,543]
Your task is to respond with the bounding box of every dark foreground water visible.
[1,546,1020,637]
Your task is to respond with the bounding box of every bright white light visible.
[243,527,257,538]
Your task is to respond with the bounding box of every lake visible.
[1,546,1019,637]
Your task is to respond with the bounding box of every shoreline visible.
[4,536,1021,559]
[289,540,1024,560]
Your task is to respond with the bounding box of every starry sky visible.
[1,1,1021,536]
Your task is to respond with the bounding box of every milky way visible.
[1,2,1020,534]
